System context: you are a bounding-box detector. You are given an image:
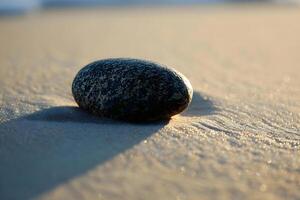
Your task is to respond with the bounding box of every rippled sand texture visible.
[0,5,300,200]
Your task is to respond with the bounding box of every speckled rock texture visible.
[72,58,193,121]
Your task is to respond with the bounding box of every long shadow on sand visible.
[0,91,214,200]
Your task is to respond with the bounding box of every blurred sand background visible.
[0,4,300,200]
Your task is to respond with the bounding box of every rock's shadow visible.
[182,91,216,116]
[26,106,119,124]
[0,91,215,200]
[0,107,167,200]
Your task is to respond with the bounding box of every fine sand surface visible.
[0,5,300,200]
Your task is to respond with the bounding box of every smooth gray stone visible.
[72,58,193,121]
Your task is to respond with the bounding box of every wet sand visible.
[0,5,300,200]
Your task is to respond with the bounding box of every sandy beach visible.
[0,5,300,200]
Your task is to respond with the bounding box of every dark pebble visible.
[72,58,193,121]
